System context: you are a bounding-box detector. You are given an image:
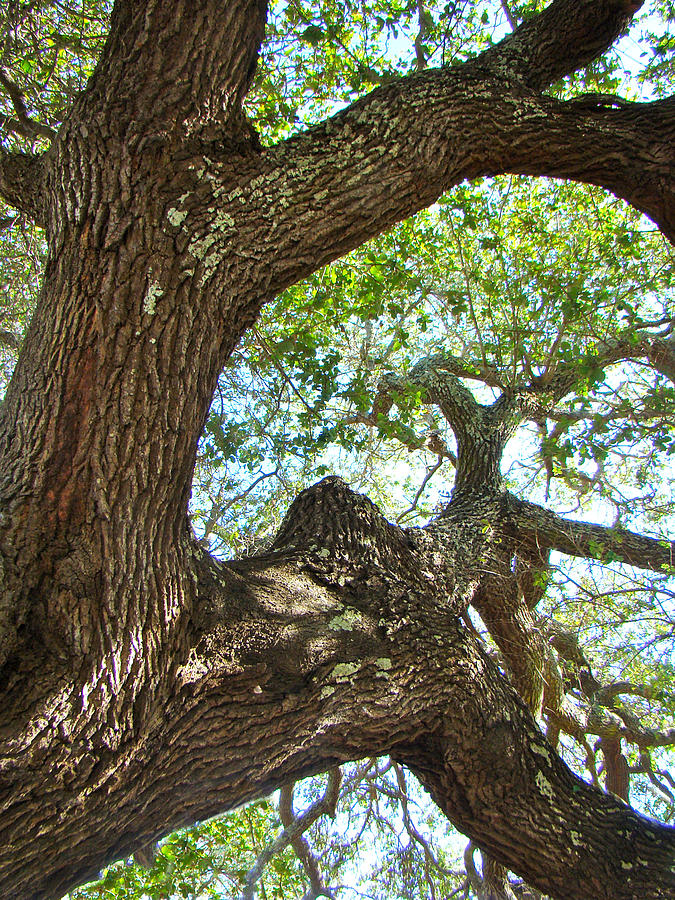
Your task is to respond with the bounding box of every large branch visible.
[77,0,267,140]
[479,0,643,91]
[508,495,675,572]
[399,646,675,900]
[152,0,665,323]
[511,94,675,243]
[593,330,675,384]
[236,87,675,305]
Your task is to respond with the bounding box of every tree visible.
[0,0,674,898]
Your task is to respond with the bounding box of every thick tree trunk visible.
[0,1,674,898]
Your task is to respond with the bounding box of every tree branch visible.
[478,0,643,92]
[594,331,675,384]
[508,495,675,572]
[0,68,57,141]
[242,771,340,900]
[3,478,675,899]
[79,0,267,141]
[396,632,675,900]
[253,85,675,304]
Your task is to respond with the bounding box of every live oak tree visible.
[1,1,675,899]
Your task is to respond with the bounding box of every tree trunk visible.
[0,1,674,898]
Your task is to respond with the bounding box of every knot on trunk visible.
[267,478,467,619]
[269,476,412,571]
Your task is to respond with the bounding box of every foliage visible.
[68,801,307,900]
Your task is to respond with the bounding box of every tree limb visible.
[0,68,57,141]
[595,331,675,384]
[242,770,340,900]
[254,86,675,306]
[478,0,643,92]
[508,495,675,572]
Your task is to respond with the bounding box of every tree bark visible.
[0,1,674,898]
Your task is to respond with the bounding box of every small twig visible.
[636,751,675,802]
[396,455,443,523]
[414,0,428,70]
[392,763,459,878]
[200,467,279,543]
[500,0,517,29]
[251,325,316,415]
[241,770,341,900]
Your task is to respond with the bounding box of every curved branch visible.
[596,332,675,384]
[479,0,643,91]
[587,705,675,750]
[242,770,340,900]
[396,634,675,900]
[375,358,480,435]
[0,68,57,141]
[167,2,666,327]
[254,86,675,303]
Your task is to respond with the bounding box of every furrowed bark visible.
[0,149,45,223]
[81,0,267,141]
[0,477,476,897]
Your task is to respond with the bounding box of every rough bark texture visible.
[0,1,674,898]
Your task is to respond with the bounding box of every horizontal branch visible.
[0,68,57,141]
[508,495,674,572]
[249,84,675,304]
[595,331,675,384]
[587,705,675,749]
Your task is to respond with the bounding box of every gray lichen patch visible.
[330,661,361,680]
[328,608,365,631]
[167,206,188,227]
[535,770,555,801]
[530,743,552,763]
[143,278,163,315]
